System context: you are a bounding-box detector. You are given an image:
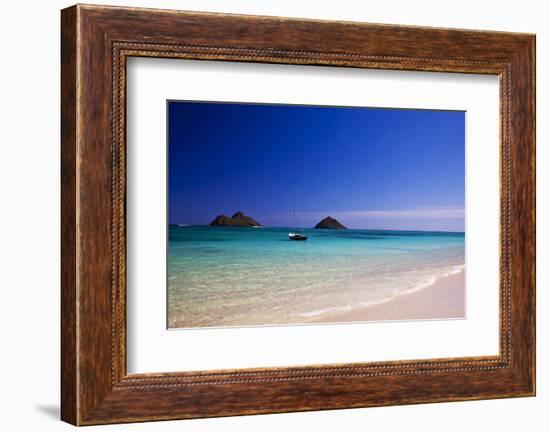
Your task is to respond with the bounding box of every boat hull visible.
[288,233,308,241]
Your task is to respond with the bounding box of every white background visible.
[0,0,546,430]
[127,59,500,373]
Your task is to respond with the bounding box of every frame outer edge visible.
[507,35,536,396]
[531,34,536,396]
[61,5,79,426]
[523,34,536,395]
[526,35,536,396]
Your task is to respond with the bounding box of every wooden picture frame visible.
[61,4,535,425]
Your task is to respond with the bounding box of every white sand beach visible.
[311,270,465,324]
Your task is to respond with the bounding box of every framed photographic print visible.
[164,101,466,330]
[61,4,535,425]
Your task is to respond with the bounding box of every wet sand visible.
[312,271,465,323]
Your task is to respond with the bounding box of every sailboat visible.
[288,186,308,241]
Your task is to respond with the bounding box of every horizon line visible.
[168,223,465,234]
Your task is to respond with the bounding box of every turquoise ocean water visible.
[167,226,465,328]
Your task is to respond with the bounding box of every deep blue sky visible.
[168,101,465,231]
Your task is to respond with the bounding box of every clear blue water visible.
[167,226,465,328]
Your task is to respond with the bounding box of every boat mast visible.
[292,185,297,233]
[288,185,308,240]
[294,185,301,234]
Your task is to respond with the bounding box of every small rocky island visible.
[209,211,261,227]
[314,216,347,229]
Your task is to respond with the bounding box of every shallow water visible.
[167,226,465,328]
